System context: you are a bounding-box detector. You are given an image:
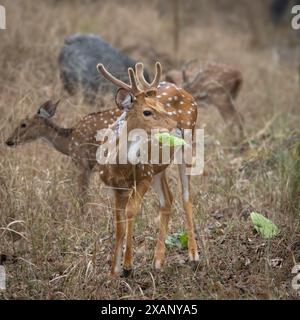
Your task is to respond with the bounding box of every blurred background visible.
[1,0,300,126]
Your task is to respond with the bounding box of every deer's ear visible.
[37,100,60,118]
[115,89,134,110]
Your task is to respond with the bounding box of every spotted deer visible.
[95,61,200,276]
[166,61,244,139]
[5,100,122,207]
[6,62,200,276]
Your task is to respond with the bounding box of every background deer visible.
[5,100,122,207]
[166,61,245,139]
[96,61,199,276]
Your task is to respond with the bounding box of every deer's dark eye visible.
[20,123,27,128]
[143,110,153,117]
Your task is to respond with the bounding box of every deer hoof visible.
[153,259,163,271]
[122,268,133,278]
[189,260,200,271]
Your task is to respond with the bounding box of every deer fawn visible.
[5,100,123,207]
[95,62,199,276]
[166,61,244,139]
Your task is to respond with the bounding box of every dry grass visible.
[0,0,300,299]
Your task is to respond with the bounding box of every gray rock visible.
[58,34,149,105]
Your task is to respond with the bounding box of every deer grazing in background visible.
[166,61,245,139]
[5,100,122,207]
[6,62,200,277]
[95,61,199,276]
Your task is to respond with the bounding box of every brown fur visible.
[166,61,245,139]
[96,62,200,276]
[6,62,200,276]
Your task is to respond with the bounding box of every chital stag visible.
[95,62,199,276]
[166,61,244,139]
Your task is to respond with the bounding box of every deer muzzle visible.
[5,139,15,147]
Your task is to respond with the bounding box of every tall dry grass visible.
[0,0,300,299]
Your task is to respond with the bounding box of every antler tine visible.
[135,63,150,90]
[149,62,162,89]
[128,67,140,94]
[97,64,132,91]
[135,62,162,91]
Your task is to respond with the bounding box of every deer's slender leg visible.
[123,178,151,275]
[76,165,91,210]
[178,164,199,263]
[219,98,244,140]
[153,172,173,270]
[111,189,129,276]
[211,91,244,140]
[230,76,243,100]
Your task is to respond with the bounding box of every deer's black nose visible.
[5,140,15,146]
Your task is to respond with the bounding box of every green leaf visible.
[155,132,186,146]
[165,232,188,249]
[250,212,280,239]
[165,235,179,248]
[179,232,188,248]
